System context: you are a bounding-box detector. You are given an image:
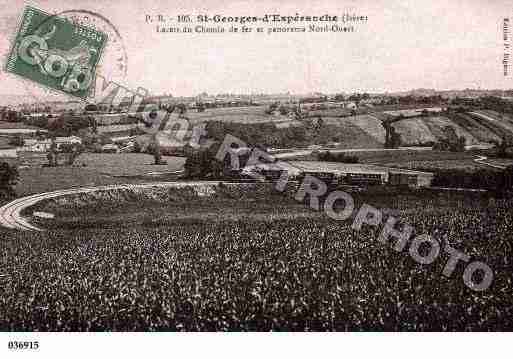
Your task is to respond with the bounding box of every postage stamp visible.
[4,5,107,99]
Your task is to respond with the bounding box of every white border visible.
[0,332,511,359]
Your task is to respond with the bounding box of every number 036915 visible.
[8,341,39,350]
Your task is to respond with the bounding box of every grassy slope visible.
[444,113,502,143]
[317,119,384,148]
[344,115,386,144]
[186,107,271,124]
[466,112,513,139]
[392,118,436,145]
[471,111,513,134]
[422,116,480,145]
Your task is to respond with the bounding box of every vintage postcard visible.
[0,0,512,357]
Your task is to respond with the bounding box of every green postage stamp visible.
[5,6,107,99]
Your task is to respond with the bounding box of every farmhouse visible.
[24,136,82,152]
[93,113,131,126]
[244,161,434,188]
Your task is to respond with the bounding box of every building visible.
[24,136,82,152]
[243,161,434,188]
[101,144,119,153]
[93,113,132,126]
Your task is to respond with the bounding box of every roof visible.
[246,160,433,177]
[289,161,389,175]
[242,161,302,176]
[25,136,82,145]
[56,136,81,142]
[102,143,119,149]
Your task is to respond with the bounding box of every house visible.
[101,144,119,153]
[24,136,82,152]
[344,101,358,109]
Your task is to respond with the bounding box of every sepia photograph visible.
[0,0,512,356]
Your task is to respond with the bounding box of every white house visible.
[24,136,82,152]
[344,101,358,109]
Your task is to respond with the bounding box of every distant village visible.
[1,88,513,171]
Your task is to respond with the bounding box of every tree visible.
[89,116,98,134]
[8,135,24,147]
[390,126,402,148]
[265,102,279,115]
[133,141,142,153]
[0,162,19,199]
[184,143,237,179]
[176,103,187,115]
[317,151,359,163]
[492,137,513,158]
[334,94,345,102]
[5,110,21,122]
[433,126,466,152]
[184,145,219,179]
[383,121,402,149]
[46,138,58,167]
[84,104,98,112]
[502,165,513,191]
[60,143,85,166]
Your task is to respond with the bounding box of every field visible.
[285,149,488,173]
[185,106,272,124]
[314,119,384,149]
[470,111,513,134]
[357,150,486,172]
[15,153,185,196]
[345,115,386,144]
[445,113,502,143]
[0,121,41,129]
[383,107,443,117]
[277,149,493,172]
[422,116,480,145]
[76,153,185,176]
[392,118,436,145]
[0,187,512,330]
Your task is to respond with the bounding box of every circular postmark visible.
[58,9,128,80]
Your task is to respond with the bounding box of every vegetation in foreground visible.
[0,190,511,331]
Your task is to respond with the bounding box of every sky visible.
[0,0,512,103]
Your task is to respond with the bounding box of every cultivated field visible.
[422,116,480,145]
[383,107,443,117]
[345,115,386,144]
[315,120,384,149]
[392,118,436,145]
[0,188,511,330]
[185,106,271,124]
[357,150,485,171]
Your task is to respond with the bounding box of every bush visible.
[317,151,359,163]
[0,162,19,199]
[8,136,24,147]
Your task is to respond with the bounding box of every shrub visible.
[8,135,24,147]
[0,162,19,199]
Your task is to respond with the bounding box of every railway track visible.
[0,181,221,231]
